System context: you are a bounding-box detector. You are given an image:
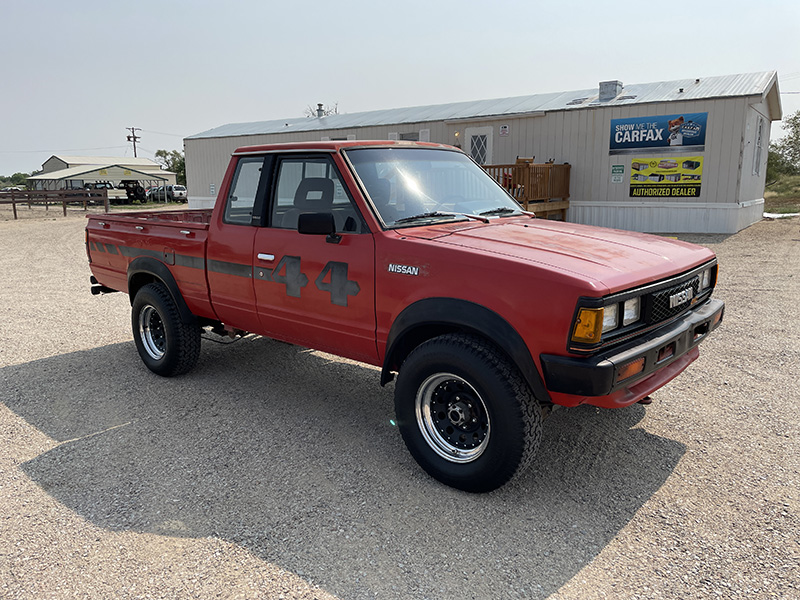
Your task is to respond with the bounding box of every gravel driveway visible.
[1,206,798,599]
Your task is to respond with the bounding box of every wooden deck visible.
[483,159,571,220]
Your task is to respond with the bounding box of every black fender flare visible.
[127,256,195,325]
[381,298,551,404]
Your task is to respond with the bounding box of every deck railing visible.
[0,189,109,219]
[483,160,571,220]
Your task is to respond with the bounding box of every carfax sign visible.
[629,156,703,198]
[610,113,707,154]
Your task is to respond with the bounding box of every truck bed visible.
[94,208,214,227]
[86,209,214,318]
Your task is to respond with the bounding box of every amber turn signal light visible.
[617,357,645,382]
[571,308,604,343]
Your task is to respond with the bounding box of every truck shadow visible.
[3,337,685,599]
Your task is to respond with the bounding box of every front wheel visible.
[131,283,200,376]
[394,334,542,492]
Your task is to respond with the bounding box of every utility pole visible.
[126,126,141,157]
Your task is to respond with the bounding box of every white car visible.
[150,185,187,202]
[171,185,187,201]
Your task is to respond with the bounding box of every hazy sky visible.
[1,0,798,175]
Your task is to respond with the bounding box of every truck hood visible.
[403,217,715,294]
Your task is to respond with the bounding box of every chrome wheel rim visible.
[139,305,166,360]
[415,373,490,463]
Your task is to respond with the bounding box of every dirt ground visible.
[0,206,798,599]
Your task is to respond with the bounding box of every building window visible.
[470,134,488,164]
[754,118,764,176]
[399,132,419,141]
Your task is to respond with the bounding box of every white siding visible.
[186,94,775,232]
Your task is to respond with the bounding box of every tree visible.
[0,171,37,188]
[154,149,186,185]
[768,110,800,179]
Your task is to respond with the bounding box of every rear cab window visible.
[224,157,266,225]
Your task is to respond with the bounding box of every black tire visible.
[394,333,542,492]
[131,283,201,377]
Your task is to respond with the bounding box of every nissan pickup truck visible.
[86,141,724,492]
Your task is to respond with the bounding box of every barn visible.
[184,71,781,234]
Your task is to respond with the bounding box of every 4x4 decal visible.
[256,256,360,306]
[93,242,361,307]
[270,256,308,298]
[316,261,361,306]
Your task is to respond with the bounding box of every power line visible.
[0,146,129,153]
[141,129,185,137]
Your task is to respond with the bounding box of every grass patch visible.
[764,174,800,213]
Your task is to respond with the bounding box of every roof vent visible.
[599,80,623,101]
[566,97,589,106]
[317,103,324,118]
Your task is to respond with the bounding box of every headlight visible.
[699,268,712,290]
[602,304,618,333]
[572,295,642,345]
[623,297,641,326]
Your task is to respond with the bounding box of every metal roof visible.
[28,164,170,182]
[187,71,780,140]
[49,155,162,168]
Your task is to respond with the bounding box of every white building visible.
[30,155,176,191]
[185,71,781,234]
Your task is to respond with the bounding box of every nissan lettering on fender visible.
[86,140,724,492]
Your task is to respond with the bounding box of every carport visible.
[28,164,168,198]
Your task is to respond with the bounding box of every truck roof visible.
[232,140,456,155]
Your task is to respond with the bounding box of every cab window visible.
[224,157,265,225]
[271,155,365,233]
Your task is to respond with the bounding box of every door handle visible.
[257,253,275,261]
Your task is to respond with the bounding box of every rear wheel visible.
[394,333,542,492]
[131,283,200,376]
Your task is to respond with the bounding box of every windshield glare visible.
[345,147,521,227]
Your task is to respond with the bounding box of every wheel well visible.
[126,257,196,325]
[128,272,159,304]
[385,323,479,375]
[380,298,552,404]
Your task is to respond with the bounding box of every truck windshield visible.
[345,147,522,228]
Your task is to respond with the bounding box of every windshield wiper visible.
[395,211,490,224]
[481,206,537,219]
[479,207,517,216]
[480,206,536,218]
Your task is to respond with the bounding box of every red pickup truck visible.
[86,141,724,492]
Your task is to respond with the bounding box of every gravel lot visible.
[1,205,798,599]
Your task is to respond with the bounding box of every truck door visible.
[252,153,378,364]
[206,155,269,333]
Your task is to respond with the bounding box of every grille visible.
[649,277,699,323]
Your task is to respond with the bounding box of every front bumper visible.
[540,298,724,398]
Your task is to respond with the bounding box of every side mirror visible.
[298,212,335,235]
[298,212,341,243]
